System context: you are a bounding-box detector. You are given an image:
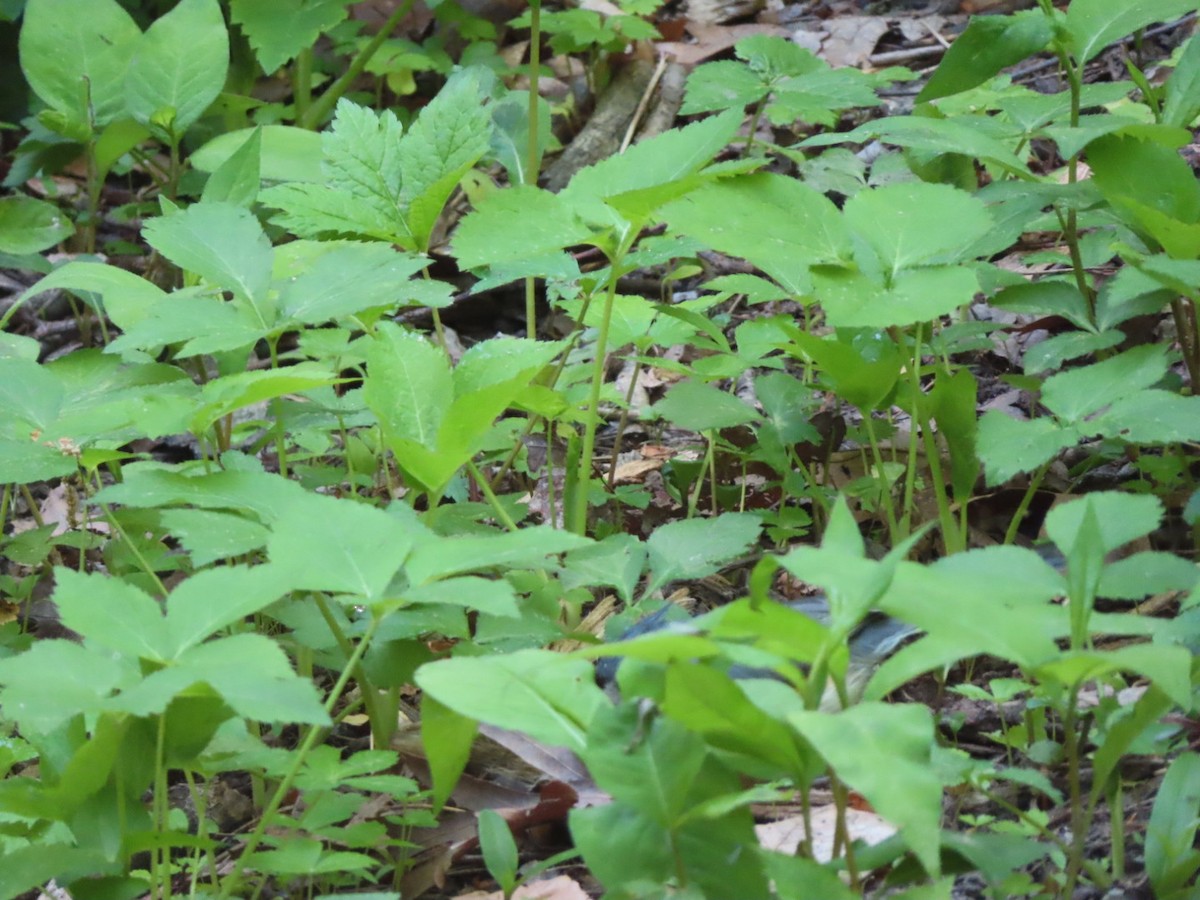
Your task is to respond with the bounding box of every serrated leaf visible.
[652,380,759,431]
[142,202,274,314]
[192,125,324,182]
[323,99,405,221]
[1089,390,1200,444]
[680,61,767,115]
[19,0,141,127]
[267,492,414,598]
[363,324,451,450]
[53,568,172,660]
[452,185,592,268]
[843,182,993,273]
[0,640,132,732]
[398,71,493,250]
[260,182,406,243]
[229,0,352,73]
[977,412,1077,485]
[164,564,290,655]
[662,173,850,295]
[1041,345,1169,421]
[125,0,228,136]
[645,512,762,594]
[277,242,428,326]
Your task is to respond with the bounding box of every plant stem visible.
[524,2,543,341]
[299,0,416,129]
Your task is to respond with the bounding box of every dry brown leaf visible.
[819,16,890,69]
[456,874,591,900]
[756,805,898,860]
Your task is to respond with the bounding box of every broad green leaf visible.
[1066,0,1199,66]
[680,60,767,115]
[925,368,979,502]
[53,568,171,661]
[1089,390,1200,444]
[164,564,292,655]
[561,534,647,604]
[1033,643,1191,708]
[1043,491,1162,557]
[12,261,167,331]
[405,526,590,584]
[583,702,708,826]
[19,0,141,127]
[1024,330,1123,376]
[277,242,427,326]
[267,492,414,598]
[843,182,992,273]
[992,280,1095,331]
[191,125,324,182]
[653,379,759,431]
[0,640,132,732]
[229,0,352,73]
[416,649,603,751]
[93,465,307,522]
[125,0,228,136]
[453,336,563,394]
[398,71,493,250]
[0,195,73,254]
[202,126,262,207]
[662,173,850,295]
[452,185,592,268]
[363,324,451,450]
[94,118,153,177]
[1098,551,1199,600]
[789,703,942,876]
[918,10,1052,102]
[563,110,743,228]
[1088,134,1200,229]
[645,512,762,594]
[142,202,274,313]
[489,91,551,186]
[802,115,1029,175]
[478,809,519,891]
[976,412,1077,485]
[177,633,329,723]
[1163,34,1200,128]
[1041,344,1170,421]
[190,363,338,433]
[104,289,266,358]
[812,264,979,328]
[0,357,64,434]
[568,804,674,892]
[158,508,269,567]
[781,326,901,411]
[0,439,80,483]
[400,576,520,617]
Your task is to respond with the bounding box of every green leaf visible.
[229,0,352,73]
[53,568,172,661]
[158,508,269,567]
[164,564,291,655]
[1098,551,1199,600]
[781,326,901,411]
[192,125,324,182]
[0,357,64,434]
[142,202,274,311]
[976,412,1077,485]
[1034,643,1192,708]
[802,115,1029,175]
[416,650,603,752]
[652,380,760,431]
[489,91,551,186]
[363,323,452,450]
[453,184,592,269]
[645,512,762,595]
[398,70,493,250]
[260,181,404,243]
[405,527,590,584]
[13,261,167,331]
[267,492,414,598]
[190,363,337,433]
[662,173,850,295]
[0,640,132,732]
[276,242,428,326]
[1162,34,1200,128]
[125,0,228,136]
[104,288,266,358]
[812,264,980,328]
[420,695,478,811]
[843,182,992,273]
[1066,0,1198,66]
[1089,390,1200,443]
[0,196,74,254]
[681,60,767,115]
[789,703,942,876]
[19,0,141,127]
[1043,491,1162,557]
[478,809,520,892]
[1146,753,1200,897]
[202,126,262,207]
[1041,345,1170,421]
[918,11,1052,102]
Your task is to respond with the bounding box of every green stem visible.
[862,415,900,544]
[223,617,381,900]
[1003,460,1051,545]
[467,460,519,532]
[299,0,417,129]
[294,47,313,123]
[570,248,629,534]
